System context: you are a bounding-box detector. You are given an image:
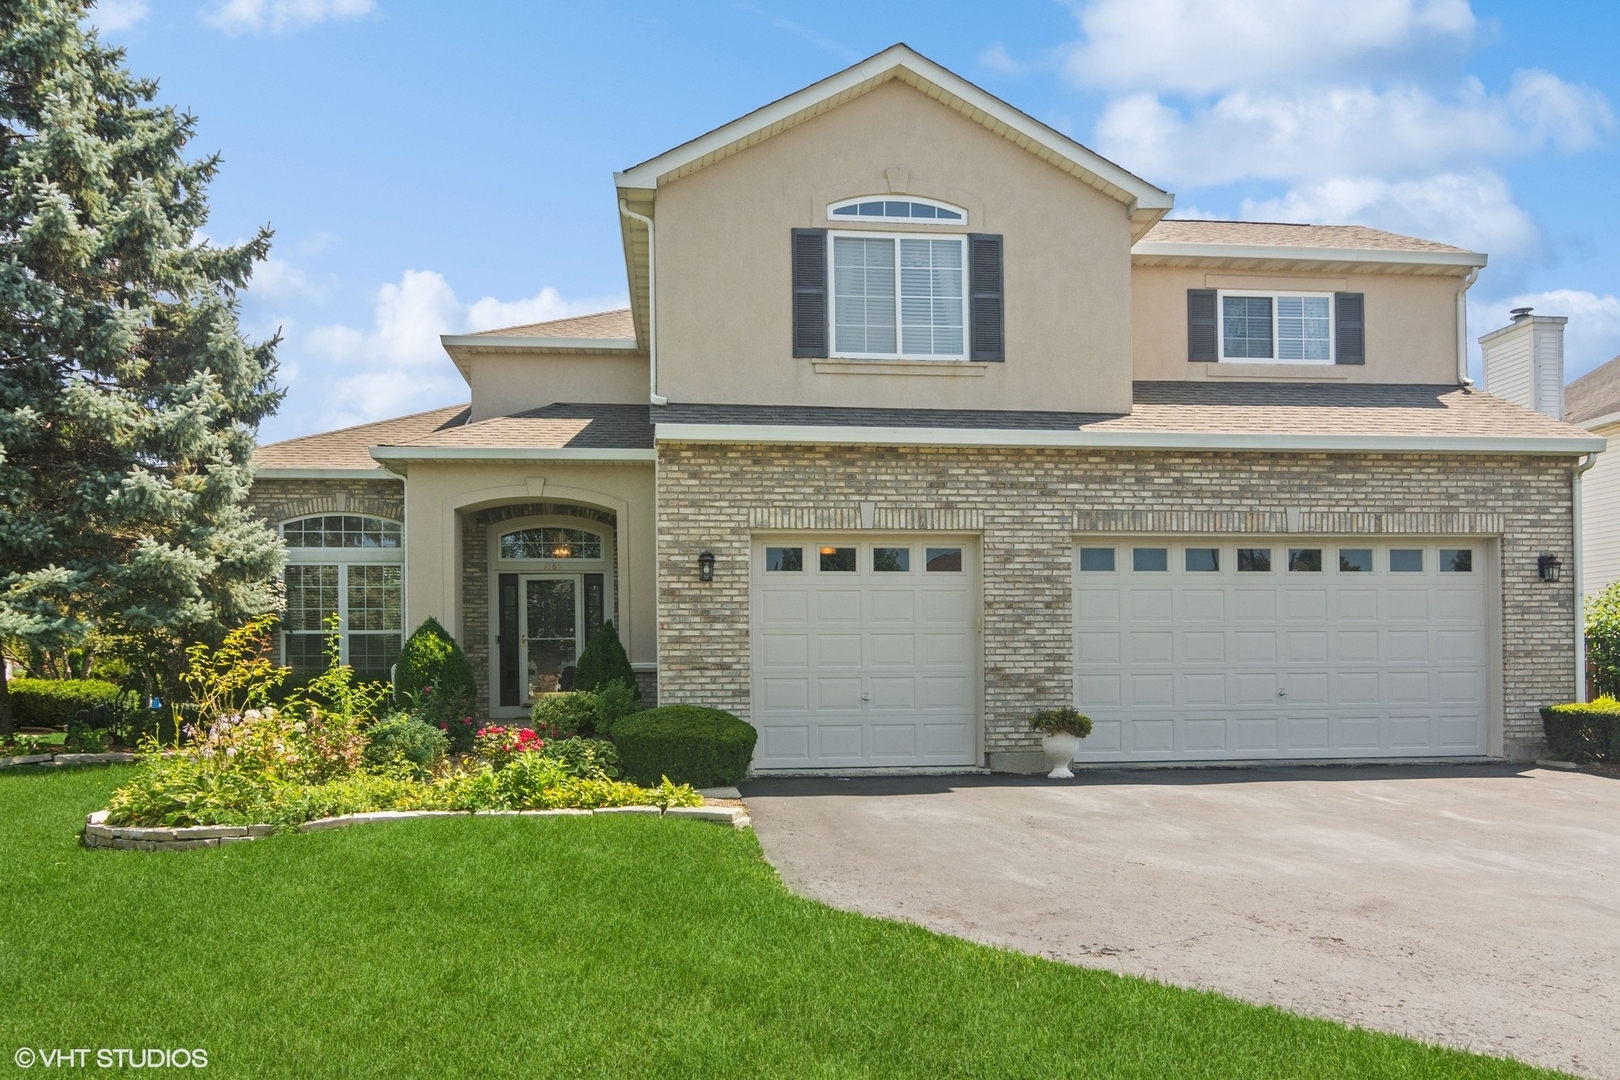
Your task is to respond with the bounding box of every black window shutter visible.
[968,233,1005,361]
[791,228,828,358]
[1187,289,1217,362]
[498,573,519,708]
[1335,292,1365,365]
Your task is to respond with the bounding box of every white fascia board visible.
[654,423,1605,456]
[1578,412,1620,434]
[369,446,656,464]
[614,43,1172,212]
[440,334,641,351]
[253,467,398,479]
[1131,241,1487,269]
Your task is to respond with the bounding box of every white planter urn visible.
[1042,732,1081,779]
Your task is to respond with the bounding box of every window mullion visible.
[1272,299,1280,361]
[337,565,348,668]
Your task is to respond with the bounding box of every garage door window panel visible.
[1079,547,1116,572]
[1237,548,1272,572]
[1441,549,1473,572]
[1133,547,1169,572]
[873,547,911,572]
[1338,549,1373,573]
[819,547,857,572]
[766,547,804,572]
[926,548,963,572]
[1288,548,1323,572]
[1390,549,1424,572]
[1185,547,1220,572]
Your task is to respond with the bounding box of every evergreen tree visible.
[0,1,284,733]
[573,620,639,702]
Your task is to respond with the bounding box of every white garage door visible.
[1073,539,1490,762]
[751,537,978,769]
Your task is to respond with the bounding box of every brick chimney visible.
[1479,306,1567,419]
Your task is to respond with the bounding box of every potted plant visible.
[1030,708,1093,779]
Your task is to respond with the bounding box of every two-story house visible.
[250,45,1601,771]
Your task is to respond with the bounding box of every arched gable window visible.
[280,515,403,682]
[827,196,966,224]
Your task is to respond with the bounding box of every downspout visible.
[1575,451,1599,701]
[1456,267,1480,388]
[619,200,667,406]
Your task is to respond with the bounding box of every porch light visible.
[550,543,572,558]
[1538,553,1562,583]
[698,551,715,582]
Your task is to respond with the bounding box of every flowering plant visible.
[474,724,544,769]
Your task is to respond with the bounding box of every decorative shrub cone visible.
[573,621,639,701]
[395,618,476,708]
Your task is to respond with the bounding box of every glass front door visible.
[524,576,581,700]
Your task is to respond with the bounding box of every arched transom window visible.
[827,196,966,224]
[280,514,402,682]
[499,526,603,561]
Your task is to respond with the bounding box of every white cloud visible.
[92,0,150,31]
[1239,170,1539,258]
[200,0,373,36]
[977,44,1024,76]
[291,270,626,430]
[247,257,321,302]
[1094,74,1612,188]
[1064,0,1477,95]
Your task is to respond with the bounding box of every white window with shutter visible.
[830,232,967,360]
[1218,290,1334,364]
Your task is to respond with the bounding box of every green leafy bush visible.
[1541,698,1620,763]
[395,618,477,711]
[1587,583,1620,698]
[541,737,621,780]
[531,692,600,739]
[7,678,135,728]
[612,705,757,788]
[573,621,639,701]
[594,680,642,736]
[1029,708,1093,739]
[363,715,450,778]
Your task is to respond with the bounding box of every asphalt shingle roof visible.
[469,309,635,340]
[1564,355,1620,427]
[385,403,653,451]
[1139,220,1472,254]
[253,405,470,470]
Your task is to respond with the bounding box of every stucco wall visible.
[653,79,1136,414]
[1131,264,1465,384]
[465,352,649,422]
[655,444,1577,766]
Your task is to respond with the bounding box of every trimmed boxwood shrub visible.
[573,620,639,701]
[1541,698,1620,763]
[7,678,135,728]
[611,705,757,788]
[362,715,450,777]
[394,618,476,708]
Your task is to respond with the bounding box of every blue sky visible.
[90,0,1620,442]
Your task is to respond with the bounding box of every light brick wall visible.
[245,477,404,527]
[655,444,1577,765]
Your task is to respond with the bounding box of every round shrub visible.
[363,714,450,777]
[611,705,757,788]
[531,692,602,739]
[1028,707,1093,739]
[7,678,136,729]
[394,618,476,710]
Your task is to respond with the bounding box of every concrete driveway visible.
[742,765,1620,1078]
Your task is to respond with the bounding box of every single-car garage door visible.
[1073,539,1491,762]
[752,536,978,769]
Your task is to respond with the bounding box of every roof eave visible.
[653,423,1602,456]
[1131,241,1487,273]
[253,466,400,479]
[369,446,657,464]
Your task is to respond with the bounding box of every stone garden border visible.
[2,751,138,769]
[82,804,751,851]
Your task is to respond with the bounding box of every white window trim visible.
[1217,289,1336,365]
[826,195,968,225]
[495,521,610,567]
[280,515,404,672]
[828,230,970,362]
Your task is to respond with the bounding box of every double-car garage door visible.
[1073,539,1490,762]
[748,533,1492,770]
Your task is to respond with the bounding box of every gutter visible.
[254,467,398,480]
[370,446,656,464]
[618,201,667,406]
[653,423,1606,456]
[440,334,641,352]
[1457,267,1480,388]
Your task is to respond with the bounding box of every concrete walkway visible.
[742,766,1620,1078]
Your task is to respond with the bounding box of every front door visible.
[524,576,581,700]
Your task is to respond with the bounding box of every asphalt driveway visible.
[742,765,1620,1078]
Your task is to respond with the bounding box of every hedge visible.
[1541,698,1620,764]
[6,678,136,728]
[611,706,757,788]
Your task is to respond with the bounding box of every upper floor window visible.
[832,233,965,359]
[1220,291,1333,363]
[499,526,604,561]
[828,196,966,224]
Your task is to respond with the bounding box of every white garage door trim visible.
[1072,536,1500,763]
[751,534,981,770]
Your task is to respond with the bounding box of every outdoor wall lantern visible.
[1538,553,1562,583]
[698,551,715,582]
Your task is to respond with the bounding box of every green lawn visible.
[0,767,1563,1079]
